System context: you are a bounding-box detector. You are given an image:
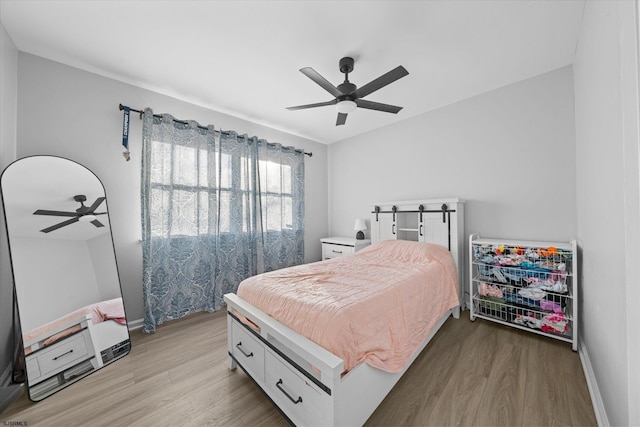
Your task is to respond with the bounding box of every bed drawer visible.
[323,243,354,259]
[264,350,330,426]
[231,321,265,382]
[28,331,92,383]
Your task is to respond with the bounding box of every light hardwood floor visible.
[1,309,596,426]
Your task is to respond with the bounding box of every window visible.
[245,158,294,232]
[141,110,306,332]
[148,139,297,238]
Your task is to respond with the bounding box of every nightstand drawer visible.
[323,243,354,259]
[321,237,370,261]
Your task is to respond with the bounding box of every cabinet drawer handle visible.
[276,379,303,404]
[235,342,253,358]
[52,349,74,361]
[331,249,342,254]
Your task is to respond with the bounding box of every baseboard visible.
[579,340,609,426]
[127,318,144,331]
[0,362,24,415]
[0,383,23,415]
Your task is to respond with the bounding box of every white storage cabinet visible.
[370,199,461,247]
[469,235,578,351]
[370,199,465,306]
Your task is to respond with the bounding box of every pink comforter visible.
[23,297,126,346]
[237,240,459,373]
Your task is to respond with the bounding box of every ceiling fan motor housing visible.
[74,194,89,213]
[339,57,354,74]
[338,57,357,99]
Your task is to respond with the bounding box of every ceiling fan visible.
[33,195,107,233]
[287,57,409,126]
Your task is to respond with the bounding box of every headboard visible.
[370,198,465,307]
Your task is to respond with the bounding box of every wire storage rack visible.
[469,235,578,351]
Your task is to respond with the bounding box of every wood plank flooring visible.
[1,309,596,426]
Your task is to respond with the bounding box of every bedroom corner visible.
[0,19,23,414]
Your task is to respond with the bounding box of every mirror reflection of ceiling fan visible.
[287,57,409,126]
[33,194,107,233]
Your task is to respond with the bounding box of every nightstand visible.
[320,237,371,260]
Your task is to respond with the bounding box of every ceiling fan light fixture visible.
[336,100,357,114]
[79,214,96,223]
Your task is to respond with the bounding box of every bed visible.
[22,297,130,400]
[224,198,464,426]
[23,297,126,353]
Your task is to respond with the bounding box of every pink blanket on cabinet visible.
[236,240,459,374]
[23,297,126,346]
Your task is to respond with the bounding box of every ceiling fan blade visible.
[336,113,348,126]
[287,99,337,111]
[91,219,105,228]
[355,99,403,114]
[40,217,79,233]
[88,197,106,213]
[33,209,78,217]
[354,66,409,99]
[300,67,343,98]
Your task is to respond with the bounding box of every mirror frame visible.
[0,155,131,401]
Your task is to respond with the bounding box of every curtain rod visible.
[119,104,312,157]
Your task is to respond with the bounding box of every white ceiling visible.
[0,0,585,144]
[1,156,110,241]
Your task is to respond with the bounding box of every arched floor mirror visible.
[0,156,130,401]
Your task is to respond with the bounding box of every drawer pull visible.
[52,349,74,361]
[331,250,342,254]
[235,342,253,358]
[276,379,303,404]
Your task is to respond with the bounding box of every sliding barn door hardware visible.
[371,204,456,221]
[369,203,453,249]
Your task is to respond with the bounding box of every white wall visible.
[10,237,102,331]
[0,21,18,383]
[329,66,576,241]
[16,53,329,322]
[573,1,640,425]
[328,66,577,298]
[87,232,122,302]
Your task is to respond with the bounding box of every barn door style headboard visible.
[370,198,465,306]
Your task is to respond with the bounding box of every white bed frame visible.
[224,198,464,426]
[23,306,131,401]
[24,314,100,401]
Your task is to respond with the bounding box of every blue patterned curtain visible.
[257,140,305,271]
[141,109,304,333]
